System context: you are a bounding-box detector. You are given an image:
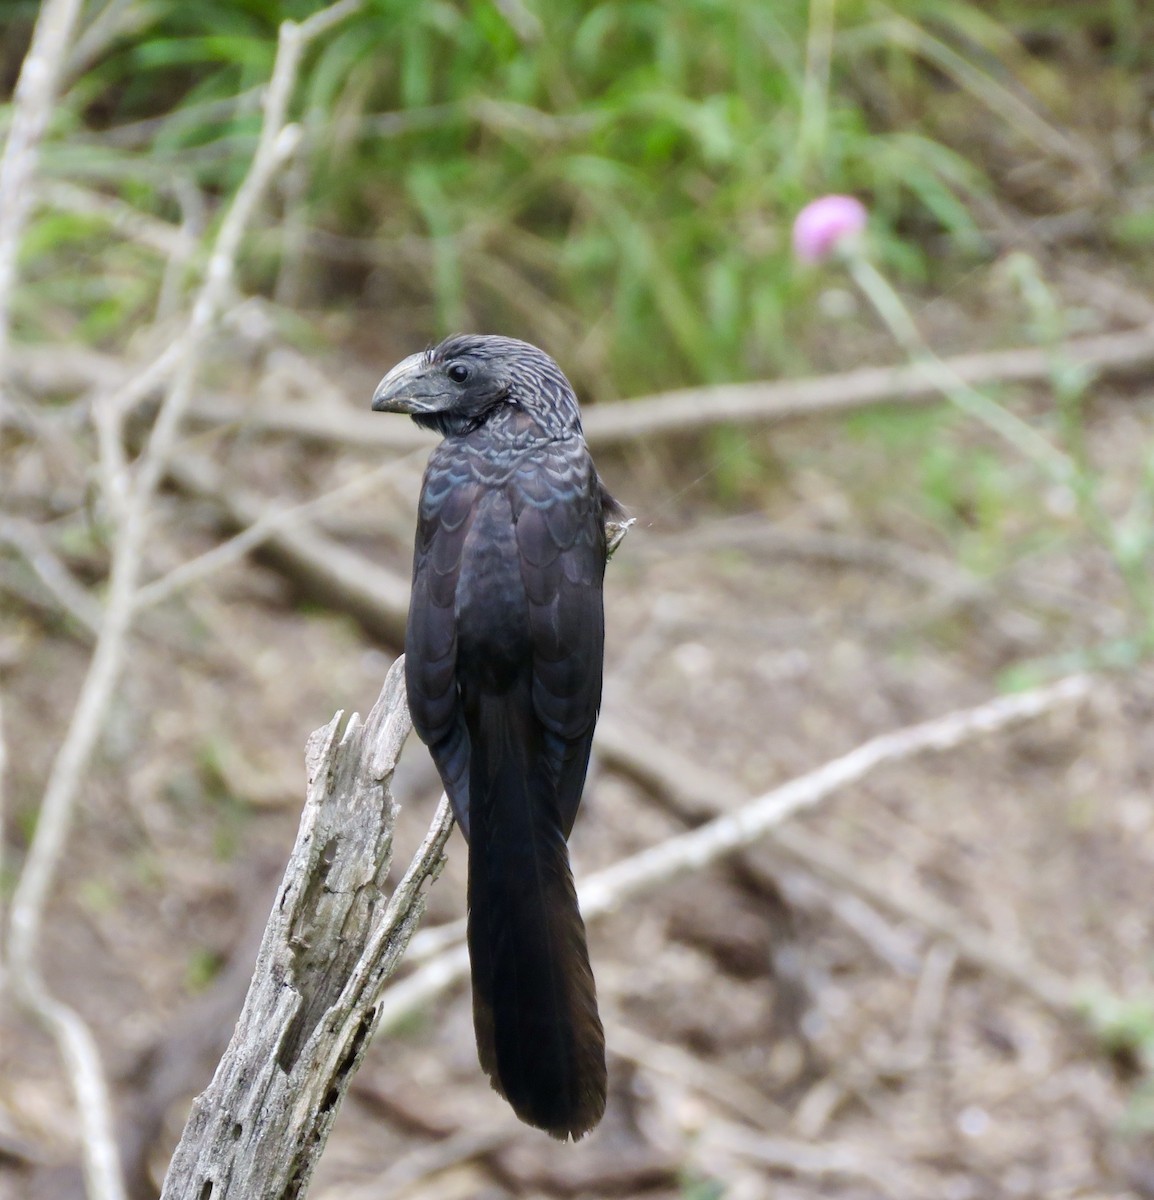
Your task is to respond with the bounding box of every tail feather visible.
[466,690,606,1140]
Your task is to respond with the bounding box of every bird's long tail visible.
[465,691,606,1140]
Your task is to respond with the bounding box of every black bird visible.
[372,333,621,1139]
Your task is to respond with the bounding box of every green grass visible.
[8,0,1149,395]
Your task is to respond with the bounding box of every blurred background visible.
[3,1,1154,1197]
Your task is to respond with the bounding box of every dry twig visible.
[900,941,958,1070]
[166,454,411,644]
[0,0,84,395]
[587,678,1092,951]
[15,322,1154,454]
[701,1118,923,1197]
[0,516,103,636]
[374,674,1092,1034]
[137,450,427,612]
[0,5,120,1198]
[608,1021,783,1129]
[313,1126,514,1200]
[178,323,1154,450]
[595,712,1087,1018]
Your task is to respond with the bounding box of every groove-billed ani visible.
[372,334,621,1140]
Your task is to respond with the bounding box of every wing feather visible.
[513,443,606,837]
[405,449,481,835]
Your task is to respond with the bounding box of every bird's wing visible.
[405,446,481,836]
[512,440,606,839]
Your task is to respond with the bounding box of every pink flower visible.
[792,195,868,263]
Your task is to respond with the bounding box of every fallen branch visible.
[137,449,426,612]
[137,465,1097,1021]
[594,716,1083,1017]
[14,321,1154,453]
[0,515,103,636]
[374,673,1092,1034]
[701,1119,922,1198]
[609,1021,781,1129]
[187,323,1154,450]
[166,454,411,644]
[328,1125,515,1200]
[159,659,455,1200]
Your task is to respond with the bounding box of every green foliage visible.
[1082,988,1154,1059]
[705,427,781,507]
[1110,207,1154,249]
[185,946,226,993]
[11,0,1146,392]
[679,1173,726,1200]
[78,876,119,915]
[918,435,1037,573]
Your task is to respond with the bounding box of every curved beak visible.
[372,352,443,414]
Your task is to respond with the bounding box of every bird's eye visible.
[447,362,470,384]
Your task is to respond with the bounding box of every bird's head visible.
[372,333,582,439]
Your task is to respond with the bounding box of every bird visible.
[372,333,622,1140]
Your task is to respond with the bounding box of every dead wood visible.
[158,658,455,1200]
[150,464,1094,1025]
[182,323,1154,449]
[166,454,411,645]
[593,713,1086,1018]
[199,323,1154,447]
[118,877,279,1200]
[15,322,1154,454]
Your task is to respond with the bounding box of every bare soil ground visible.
[4,300,1154,1200]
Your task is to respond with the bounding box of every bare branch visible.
[774,823,1077,1015]
[8,344,125,394]
[323,1125,514,1200]
[180,324,1154,451]
[586,676,1092,919]
[68,0,152,78]
[166,454,412,644]
[0,5,121,1195]
[609,1021,782,1129]
[592,696,1091,1018]
[702,1119,922,1198]
[374,675,1092,1034]
[14,982,127,1200]
[159,659,456,1200]
[124,40,304,511]
[297,0,365,39]
[596,327,1154,441]
[0,516,103,635]
[0,0,84,396]
[2,8,364,1199]
[136,450,427,612]
[900,941,957,1070]
[37,181,190,257]
[18,323,1154,456]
